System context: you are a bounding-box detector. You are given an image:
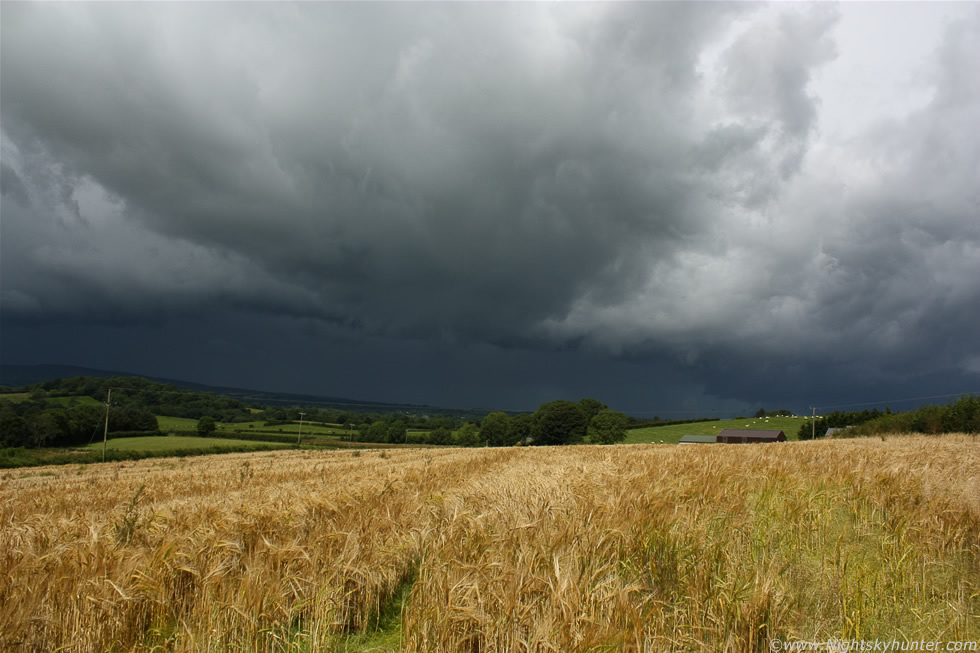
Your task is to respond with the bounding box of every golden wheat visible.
[0,437,977,651]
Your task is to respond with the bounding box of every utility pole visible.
[102,388,112,463]
[810,406,816,440]
[297,412,306,446]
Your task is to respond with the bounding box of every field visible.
[624,415,804,444]
[1,436,977,651]
[156,416,354,439]
[84,435,292,452]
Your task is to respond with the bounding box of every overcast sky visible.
[2,2,978,416]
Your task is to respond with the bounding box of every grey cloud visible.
[0,163,29,205]
[720,4,839,139]
[2,2,978,411]
[706,3,839,194]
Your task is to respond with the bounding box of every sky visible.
[2,2,979,416]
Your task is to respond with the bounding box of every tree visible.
[480,412,512,447]
[365,421,389,443]
[578,398,608,425]
[27,412,60,447]
[454,423,481,447]
[0,402,26,448]
[197,416,216,436]
[427,427,453,446]
[387,420,407,444]
[533,400,587,446]
[590,409,629,445]
[509,413,534,445]
[111,405,158,432]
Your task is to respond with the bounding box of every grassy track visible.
[624,415,804,444]
[83,435,291,452]
[2,436,976,651]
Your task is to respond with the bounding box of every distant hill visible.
[0,364,137,388]
[0,364,450,415]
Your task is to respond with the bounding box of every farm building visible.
[679,435,717,444]
[716,429,787,444]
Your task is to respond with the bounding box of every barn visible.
[716,429,787,444]
[679,435,717,444]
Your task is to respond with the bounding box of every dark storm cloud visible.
[1,2,748,336]
[2,2,978,410]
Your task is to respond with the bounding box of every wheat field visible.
[1,436,978,651]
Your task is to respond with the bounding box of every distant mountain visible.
[0,364,446,414]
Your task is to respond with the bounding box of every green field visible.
[622,415,805,444]
[156,416,353,438]
[84,435,291,452]
[155,416,200,431]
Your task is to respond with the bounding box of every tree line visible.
[27,376,255,421]
[799,394,980,439]
[1,376,636,450]
[0,398,157,448]
[351,398,630,447]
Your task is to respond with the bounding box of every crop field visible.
[1,436,977,651]
[624,415,804,444]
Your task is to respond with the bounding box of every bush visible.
[197,416,217,436]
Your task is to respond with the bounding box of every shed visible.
[679,435,717,444]
[716,429,786,444]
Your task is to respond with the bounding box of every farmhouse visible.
[716,429,787,444]
[679,435,717,444]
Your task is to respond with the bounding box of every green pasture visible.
[156,416,199,431]
[83,435,291,452]
[156,416,354,438]
[0,393,32,403]
[222,421,352,437]
[622,415,805,444]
